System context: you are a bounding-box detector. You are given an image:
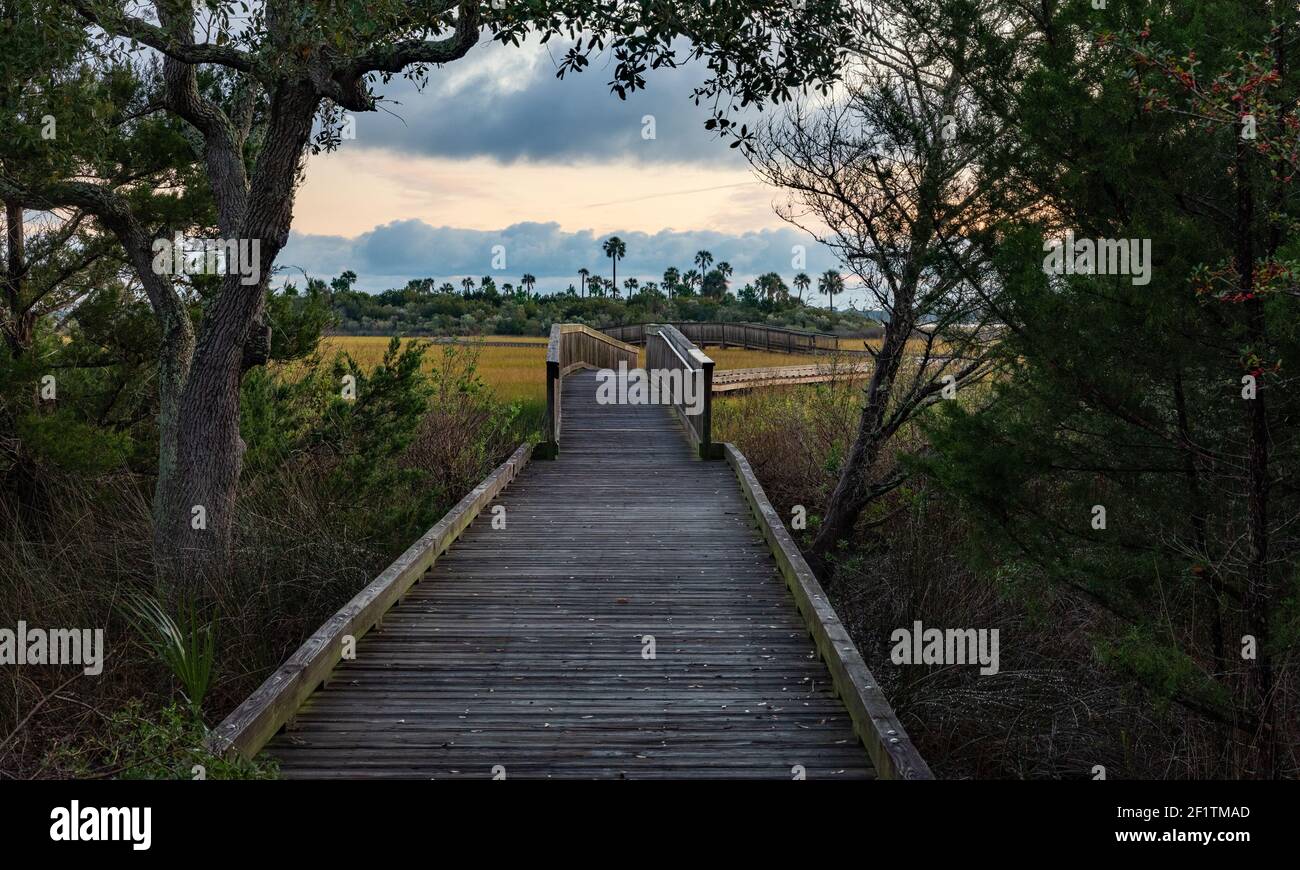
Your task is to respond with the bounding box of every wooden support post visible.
[542,324,562,459]
[699,358,722,460]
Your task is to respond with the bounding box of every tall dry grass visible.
[318,336,549,404]
[0,466,387,777]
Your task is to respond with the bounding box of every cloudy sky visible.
[280,35,849,302]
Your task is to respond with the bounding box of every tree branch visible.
[352,2,481,77]
[70,0,256,74]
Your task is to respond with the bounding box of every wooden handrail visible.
[542,323,639,458]
[604,321,868,354]
[646,324,721,459]
[712,360,874,392]
[725,444,933,779]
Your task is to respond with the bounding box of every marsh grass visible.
[318,336,549,404]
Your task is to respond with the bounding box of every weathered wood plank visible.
[204,441,534,761]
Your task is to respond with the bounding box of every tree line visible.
[372,239,853,311]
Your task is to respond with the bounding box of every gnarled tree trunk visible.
[158,83,319,586]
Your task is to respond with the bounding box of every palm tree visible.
[662,267,679,300]
[713,261,733,297]
[793,272,811,302]
[683,268,701,294]
[602,236,626,289]
[578,267,590,298]
[818,269,843,311]
[754,272,786,304]
[624,277,639,297]
[460,275,475,296]
[694,250,713,273]
[521,273,536,295]
[438,282,455,294]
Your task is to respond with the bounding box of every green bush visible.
[52,702,277,780]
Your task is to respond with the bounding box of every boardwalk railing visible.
[606,321,850,354]
[712,359,874,392]
[205,443,534,761]
[725,445,932,779]
[542,323,639,458]
[645,324,721,459]
[645,324,927,775]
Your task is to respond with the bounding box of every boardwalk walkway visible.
[712,360,874,391]
[267,371,874,779]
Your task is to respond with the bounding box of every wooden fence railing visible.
[542,323,639,458]
[645,324,721,459]
[605,321,848,354]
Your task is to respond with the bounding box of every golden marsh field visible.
[317,335,830,404]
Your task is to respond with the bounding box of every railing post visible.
[699,357,716,460]
[542,324,562,459]
[544,358,559,458]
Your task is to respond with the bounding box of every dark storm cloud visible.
[347,39,750,166]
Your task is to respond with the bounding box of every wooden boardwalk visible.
[712,360,874,391]
[267,370,874,779]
